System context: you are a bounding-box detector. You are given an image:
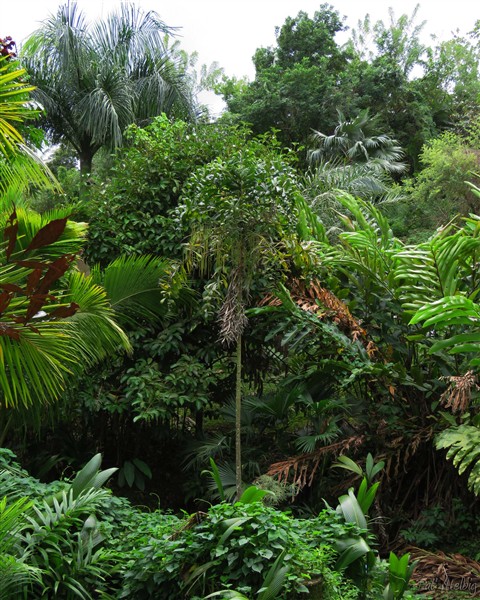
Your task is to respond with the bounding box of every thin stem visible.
[235,333,242,499]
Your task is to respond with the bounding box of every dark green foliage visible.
[221,5,480,171]
[85,115,251,265]
[119,501,364,599]
[1,450,412,599]
[0,451,118,599]
[389,132,480,240]
[221,5,351,151]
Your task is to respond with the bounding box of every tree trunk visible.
[235,333,242,499]
[79,148,93,200]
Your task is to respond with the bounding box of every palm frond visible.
[0,554,42,600]
[394,227,480,313]
[92,254,174,325]
[0,57,59,195]
[0,322,78,408]
[64,270,131,367]
[322,194,403,295]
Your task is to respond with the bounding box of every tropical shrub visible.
[390,132,480,240]
[119,500,369,599]
[0,451,120,599]
[84,116,251,265]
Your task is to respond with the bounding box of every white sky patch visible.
[3,0,478,116]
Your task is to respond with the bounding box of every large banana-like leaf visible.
[336,488,368,529]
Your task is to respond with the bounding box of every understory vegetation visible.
[1,2,480,598]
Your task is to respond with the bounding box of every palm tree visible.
[181,140,299,497]
[0,207,131,416]
[0,55,57,195]
[309,109,406,175]
[21,2,197,176]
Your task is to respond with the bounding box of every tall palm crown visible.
[309,109,406,174]
[22,2,197,174]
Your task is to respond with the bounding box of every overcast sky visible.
[3,1,479,115]
[4,1,479,77]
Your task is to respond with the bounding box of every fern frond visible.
[436,424,480,495]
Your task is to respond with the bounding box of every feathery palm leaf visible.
[22,2,197,173]
[0,58,35,155]
[409,296,480,366]
[0,496,42,599]
[394,227,480,313]
[62,270,130,367]
[0,57,58,195]
[90,254,175,326]
[320,194,403,296]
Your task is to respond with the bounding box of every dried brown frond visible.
[266,435,365,498]
[407,546,480,597]
[439,371,479,413]
[384,426,435,480]
[261,278,375,351]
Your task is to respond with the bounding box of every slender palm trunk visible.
[79,149,93,200]
[235,333,242,499]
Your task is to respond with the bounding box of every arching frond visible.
[0,57,58,194]
[0,210,130,409]
[21,1,198,169]
[91,254,175,325]
[436,424,480,496]
[394,227,480,313]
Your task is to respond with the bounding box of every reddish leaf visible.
[15,260,49,270]
[11,315,27,324]
[24,294,50,321]
[26,269,43,294]
[36,254,76,295]
[25,217,69,252]
[4,209,18,260]
[0,323,20,340]
[0,291,12,313]
[50,302,79,318]
[0,283,24,294]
